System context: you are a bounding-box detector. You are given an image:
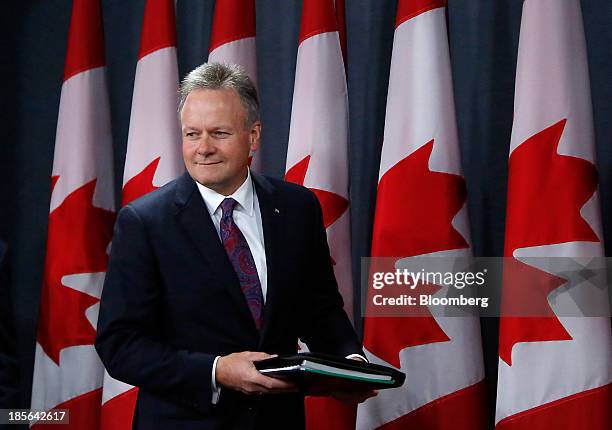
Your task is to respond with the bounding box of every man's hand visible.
[216,351,298,395]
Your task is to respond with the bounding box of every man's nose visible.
[196,135,215,155]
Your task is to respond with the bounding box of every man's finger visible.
[246,352,279,365]
[245,351,275,361]
[250,381,299,395]
[252,373,297,390]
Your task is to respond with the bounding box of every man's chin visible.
[188,166,221,185]
[193,177,218,188]
[191,175,229,193]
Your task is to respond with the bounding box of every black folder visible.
[254,353,405,395]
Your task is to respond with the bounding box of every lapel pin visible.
[274,208,280,214]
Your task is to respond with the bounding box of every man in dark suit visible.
[95,63,372,429]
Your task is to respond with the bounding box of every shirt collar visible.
[195,169,255,217]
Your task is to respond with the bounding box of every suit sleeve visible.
[299,191,364,357]
[95,205,216,414]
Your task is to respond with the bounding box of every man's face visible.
[180,88,260,195]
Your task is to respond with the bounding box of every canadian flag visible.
[99,1,183,428]
[208,0,260,171]
[357,1,487,429]
[284,0,355,428]
[495,1,612,428]
[30,0,115,428]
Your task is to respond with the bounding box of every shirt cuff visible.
[211,356,221,404]
[346,353,368,363]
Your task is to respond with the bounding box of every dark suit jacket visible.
[95,172,363,430]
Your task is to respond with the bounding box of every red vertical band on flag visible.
[209,0,256,53]
[31,388,102,430]
[375,381,487,430]
[496,383,611,430]
[137,0,177,60]
[63,0,105,81]
[396,0,447,28]
[305,397,356,430]
[100,388,138,430]
[334,0,347,66]
[299,0,339,45]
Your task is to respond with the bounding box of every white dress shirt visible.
[195,170,364,403]
[196,170,266,404]
[196,169,268,301]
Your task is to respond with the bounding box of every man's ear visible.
[249,121,262,152]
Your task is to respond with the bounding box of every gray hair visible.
[178,62,259,127]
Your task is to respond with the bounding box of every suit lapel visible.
[252,173,284,346]
[174,172,257,333]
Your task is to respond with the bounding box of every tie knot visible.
[220,198,238,218]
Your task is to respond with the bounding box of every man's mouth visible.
[195,161,222,166]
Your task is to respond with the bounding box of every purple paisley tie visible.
[219,198,264,330]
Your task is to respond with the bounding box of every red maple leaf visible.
[37,178,116,365]
[505,119,598,254]
[500,119,599,365]
[285,155,310,186]
[363,310,448,368]
[499,260,572,365]
[121,157,161,206]
[285,155,349,228]
[371,140,468,258]
[364,140,469,367]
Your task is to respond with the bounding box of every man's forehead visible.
[181,88,245,118]
[185,88,240,104]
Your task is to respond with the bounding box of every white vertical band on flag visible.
[208,0,259,171]
[208,37,258,86]
[377,7,470,246]
[286,29,353,320]
[378,10,462,181]
[122,47,183,187]
[50,69,115,213]
[509,1,595,161]
[287,2,356,428]
[208,39,259,171]
[286,33,349,193]
[31,345,105,412]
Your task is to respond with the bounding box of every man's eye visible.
[213,131,229,137]
[185,131,197,137]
